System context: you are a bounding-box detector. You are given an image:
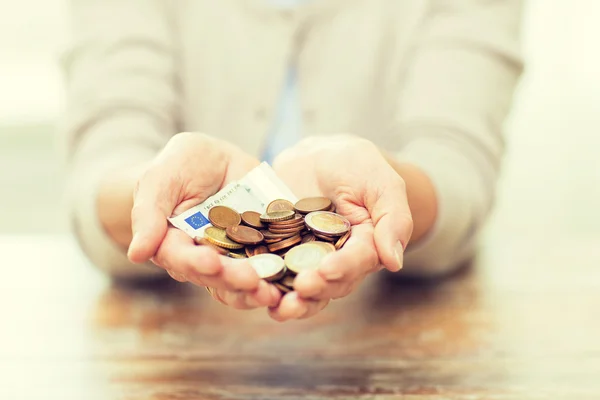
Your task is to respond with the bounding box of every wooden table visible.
[1,233,599,400]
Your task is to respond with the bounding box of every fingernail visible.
[394,241,404,271]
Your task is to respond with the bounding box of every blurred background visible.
[0,0,599,247]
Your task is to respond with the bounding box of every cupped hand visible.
[269,135,413,321]
[127,132,281,309]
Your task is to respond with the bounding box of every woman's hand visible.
[269,135,413,321]
[127,132,281,309]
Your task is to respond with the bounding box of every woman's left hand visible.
[269,135,413,321]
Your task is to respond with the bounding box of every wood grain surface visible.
[1,233,599,400]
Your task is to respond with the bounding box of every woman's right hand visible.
[127,132,281,309]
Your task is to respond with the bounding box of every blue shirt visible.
[261,0,308,164]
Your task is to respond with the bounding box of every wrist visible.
[380,151,438,246]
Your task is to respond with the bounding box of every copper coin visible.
[208,206,241,229]
[262,230,298,240]
[314,232,337,242]
[194,237,229,255]
[204,227,244,250]
[267,234,302,253]
[265,237,284,244]
[254,245,269,255]
[269,221,305,231]
[274,282,292,293]
[269,214,304,227]
[301,234,316,244]
[294,197,332,214]
[241,211,265,229]
[266,199,295,213]
[226,225,264,245]
[245,245,269,257]
[335,231,351,250]
[260,210,295,223]
[269,226,304,235]
[304,211,351,236]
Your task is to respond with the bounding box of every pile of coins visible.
[194,197,351,294]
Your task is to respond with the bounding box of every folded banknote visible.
[168,163,298,238]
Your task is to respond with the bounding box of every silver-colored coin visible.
[284,243,332,274]
[247,253,285,280]
[304,211,351,236]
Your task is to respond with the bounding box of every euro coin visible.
[194,237,229,255]
[335,231,351,250]
[267,234,302,253]
[260,210,295,223]
[313,241,336,253]
[294,197,332,214]
[204,226,244,250]
[304,211,351,236]
[266,199,295,213]
[208,205,241,229]
[225,225,264,245]
[241,211,265,229]
[227,251,247,259]
[248,254,286,281]
[284,242,331,274]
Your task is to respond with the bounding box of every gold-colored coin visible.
[312,241,336,253]
[304,211,351,236]
[259,210,295,223]
[227,251,247,259]
[204,226,244,250]
[266,199,295,213]
[284,243,331,274]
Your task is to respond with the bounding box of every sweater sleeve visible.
[59,0,179,279]
[394,0,524,276]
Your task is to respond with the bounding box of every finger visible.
[292,270,327,299]
[167,270,188,282]
[214,280,282,310]
[295,270,366,301]
[153,229,262,292]
[153,228,222,275]
[367,172,413,272]
[128,167,179,264]
[216,256,263,292]
[268,292,329,322]
[317,224,378,280]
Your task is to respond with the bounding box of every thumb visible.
[127,169,178,264]
[368,174,413,272]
